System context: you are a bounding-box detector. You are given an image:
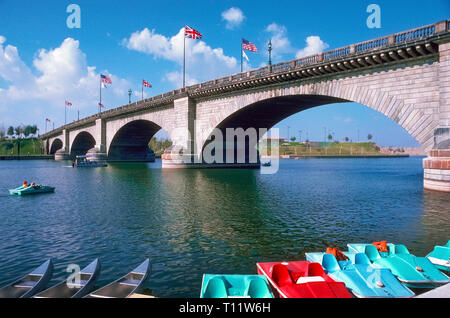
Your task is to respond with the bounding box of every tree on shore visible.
[290,137,296,142]
[7,126,14,137]
[327,134,333,142]
[344,137,349,142]
[368,133,373,141]
[0,127,5,141]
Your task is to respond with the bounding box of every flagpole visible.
[241,49,243,73]
[45,120,47,134]
[64,102,67,125]
[183,34,186,88]
[142,79,144,101]
[99,76,102,113]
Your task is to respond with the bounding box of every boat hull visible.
[200,274,273,298]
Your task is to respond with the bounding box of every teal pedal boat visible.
[348,243,450,288]
[200,274,274,298]
[305,251,415,298]
[9,185,55,196]
[426,240,450,271]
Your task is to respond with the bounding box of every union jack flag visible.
[143,80,152,88]
[100,74,112,84]
[185,25,202,39]
[65,100,72,106]
[242,39,257,52]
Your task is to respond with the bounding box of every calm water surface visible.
[0,157,448,297]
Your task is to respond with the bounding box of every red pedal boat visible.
[256,261,352,298]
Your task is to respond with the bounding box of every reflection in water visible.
[0,157,448,297]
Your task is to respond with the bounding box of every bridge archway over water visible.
[108,120,163,162]
[49,138,63,155]
[70,131,96,159]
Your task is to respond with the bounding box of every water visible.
[0,157,448,297]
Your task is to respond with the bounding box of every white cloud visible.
[123,27,238,87]
[221,7,245,30]
[0,37,130,130]
[296,36,329,58]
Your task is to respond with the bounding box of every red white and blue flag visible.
[242,39,257,52]
[98,102,105,108]
[46,118,51,122]
[100,74,112,84]
[143,80,152,88]
[185,25,202,39]
[65,100,72,106]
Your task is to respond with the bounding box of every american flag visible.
[46,118,51,122]
[100,74,112,84]
[143,80,152,88]
[242,39,257,52]
[65,100,72,106]
[185,25,202,39]
[98,102,105,108]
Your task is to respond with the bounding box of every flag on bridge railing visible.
[242,39,258,52]
[65,100,72,106]
[46,118,51,122]
[143,79,152,88]
[99,102,105,108]
[183,25,203,88]
[100,74,112,84]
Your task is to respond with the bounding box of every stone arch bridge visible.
[41,20,450,192]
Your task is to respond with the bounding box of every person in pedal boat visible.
[23,181,28,188]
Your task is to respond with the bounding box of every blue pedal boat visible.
[426,240,450,271]
[348,243,450,288]
[305,251,415,298]
[200,274,274,298]
[9,184,55,196]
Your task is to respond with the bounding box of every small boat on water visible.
[426,240,450,271]
[261,161,271,167]
[34,259,101,298]
[256,261,352,298]
[0,259,53,298]
[305,249,415,298]
[85,259,151,298]
[72,155,107,168]
[347,242,450,288]
[9,184,55,196]
[200,274,273,298]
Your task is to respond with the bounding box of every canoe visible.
[85,259,151,298]
[200,274,273,298]
[0,259,53,298]
[34,259,101,298]
[256,261,352,298]
[9,185,55,196]
[305,251,415,298]
[348,243,450,288]
[426,240,450,271]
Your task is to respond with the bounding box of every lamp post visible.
[268,39,272,66]
[128,89,132,104]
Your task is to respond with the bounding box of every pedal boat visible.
[256,261,352,298]
[426,240,450,271]
[200,274,273,298]
[348,243,450,288]
[9,185,55,196]
[305,251,415,298]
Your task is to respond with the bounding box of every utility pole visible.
[128,89,132,104]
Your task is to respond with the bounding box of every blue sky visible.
[0,0,449,146]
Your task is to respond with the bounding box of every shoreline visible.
[0,155,53,160]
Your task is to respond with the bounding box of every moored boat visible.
[34,259,101,298]
[348,242,450,288]
[0,259,53,298]
[84,259,151,298]
[305,249,415,298]
[426,240,450,271]
[73,155,107,168]
[200,274,273,298]
[256,261,352,298]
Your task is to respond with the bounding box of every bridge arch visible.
[70,131,96,158]
[49,138,63,155]
[107,119,166,161]
[196,82,436,162]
